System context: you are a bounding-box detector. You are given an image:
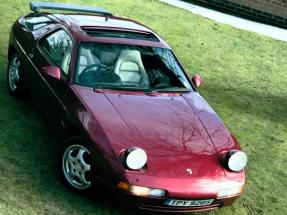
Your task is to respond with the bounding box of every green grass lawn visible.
[1,0,287,214]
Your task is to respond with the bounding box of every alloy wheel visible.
[8,55,20,92]
[62,144,91,190]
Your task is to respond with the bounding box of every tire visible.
[59,136,94,194]
[7,53,27,97]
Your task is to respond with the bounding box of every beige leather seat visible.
[74,47,99,82]
[114,50,149,86]
[78,47,96,74]
[61,51,71,76]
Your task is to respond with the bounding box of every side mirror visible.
[42,66,61,80]
[191,74,203,89]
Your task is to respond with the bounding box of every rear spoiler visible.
[29,2,113,16]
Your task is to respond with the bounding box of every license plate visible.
[164,199,214,207]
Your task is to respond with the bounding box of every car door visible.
[31,28,74,134]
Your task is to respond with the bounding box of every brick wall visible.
[233,0,287,17]
[187,0,287,29]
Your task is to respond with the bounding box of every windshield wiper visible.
[93,85,148,92]
[148,87,192,93]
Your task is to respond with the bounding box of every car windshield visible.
[75,43,192,92]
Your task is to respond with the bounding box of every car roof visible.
[27,2,169,47]
[55,14,151,32]
[44,13,169,48]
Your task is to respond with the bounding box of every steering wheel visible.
[81,63,111,74]
[153,82,171,89]
[78,63,122,85]
[78,64,111,83]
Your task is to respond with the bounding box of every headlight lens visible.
[227,151,247,172]
[125,147,147,170]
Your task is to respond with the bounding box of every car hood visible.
[74,87,237,178]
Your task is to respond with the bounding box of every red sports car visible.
[7,2,247,213]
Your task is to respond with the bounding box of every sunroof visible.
[82,28,159,42]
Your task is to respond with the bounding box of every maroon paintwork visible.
[8,10,246,213]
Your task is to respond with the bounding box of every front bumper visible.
[117,172,245,213]
[121,194,238,213]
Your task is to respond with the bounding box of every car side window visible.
[40,29,73,77]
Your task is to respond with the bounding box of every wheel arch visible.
[8,45,17,60]
[66,124,82,139]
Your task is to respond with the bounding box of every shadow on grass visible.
[201,81,287,127]
[0,58,156,214]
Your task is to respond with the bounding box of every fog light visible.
[149,189,166,197]
[117,182,165,197]
[130,186,150,196]
[217,186,244,198]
